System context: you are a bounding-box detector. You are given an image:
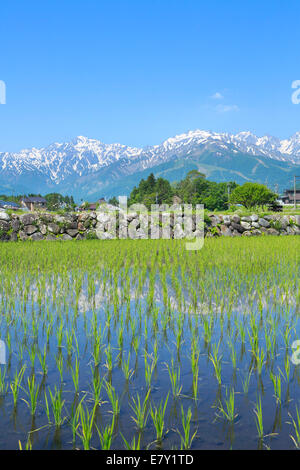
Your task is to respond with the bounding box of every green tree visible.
[229,182,277,209]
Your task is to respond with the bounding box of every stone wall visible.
[0,210,299,241]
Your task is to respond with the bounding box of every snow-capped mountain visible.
[0,130,299,199]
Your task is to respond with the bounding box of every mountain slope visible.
[0,130,299,200]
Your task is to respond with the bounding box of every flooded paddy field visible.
[0,237,299,450]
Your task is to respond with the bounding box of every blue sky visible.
[0,0,300,152]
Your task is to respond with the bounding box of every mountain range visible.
[1,130,300,201]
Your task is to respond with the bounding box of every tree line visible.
[120,170,277,210]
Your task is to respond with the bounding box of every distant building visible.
[20,196,47,211]
[79,198,106,211]
[0,200,20,210]
[281,188,300,204]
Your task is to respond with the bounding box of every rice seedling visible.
[121,432,141,450]
[37,345,48,376]
[76,400,96,450]
[130,389,151,430]
[144,352,156,390]
[45,386,65,427]
[105,381,120,416]
[10,366,26,408]
[122,351,134,381]
[210,342,222,385]
[0,367,8,396]
[241,368,252,395]
[270,371,282,403]
[71,356,80,394]
[254,395,264,440]
[91,368,105,406]
[165,358,182,398]
[96,414,115,450]
[22,375,40,416]
[177,406,197,450]
[217,387,238,423]
[150,394,169,443]
[289,407,300,449]
[55,353,64,382]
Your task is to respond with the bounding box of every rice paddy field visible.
[0,237,299,450]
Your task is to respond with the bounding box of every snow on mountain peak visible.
[0,130,299,187]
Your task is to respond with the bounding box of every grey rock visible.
[222,215,231,226]
[0,211,10,221]
[10,232,18,242]
[258,218,270,228]
[76,233,85,240]
[0,220,10,232]
[48,223,60,235]
[62,234,73,240]
[20,214,37,226]
[232,214,241,224]
[39,224,47,235]
[231,222,245,233]
[210,215,221,226]
[24,225,38,235]
[11,219,20,232]
[66,229,79,237]
[46,234,57,240]
[19,231,28,241]
[220,224,233,237]
[241,221,251,230]
[67,221,78,230]
[30,232,45,241]
[96,212,112,224]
